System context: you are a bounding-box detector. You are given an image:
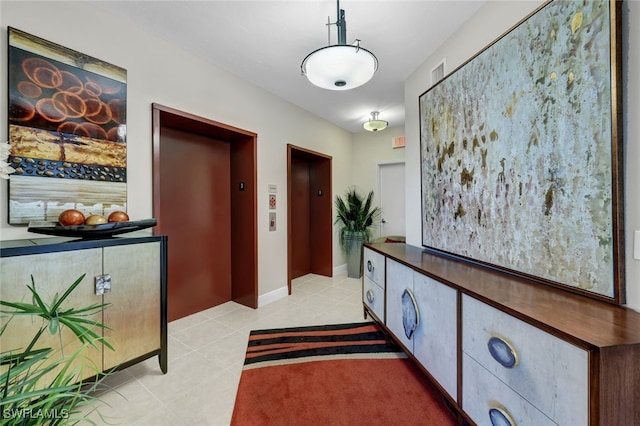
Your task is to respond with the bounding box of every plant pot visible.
[345,232,366,279]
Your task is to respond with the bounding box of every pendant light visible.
[363,111,388,132]
[301,0,378,90]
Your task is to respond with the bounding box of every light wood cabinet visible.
[103,242,162,370]
[364,242,640,426]
[0,235,168,379]
[0,249,104,381]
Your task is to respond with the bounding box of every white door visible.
[378,162,406,238]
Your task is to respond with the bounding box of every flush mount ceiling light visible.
[301,0,378,91]
[363,111,388,132]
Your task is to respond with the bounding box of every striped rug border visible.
[243,322,404,369]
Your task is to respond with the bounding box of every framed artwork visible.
[419,0,623,302]
[7,27,127,224]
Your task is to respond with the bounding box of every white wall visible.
[350,126,405,241]
[405,1,640,312]
[0,1,355,302]
[350,125,405,202]
[622,0,640,312]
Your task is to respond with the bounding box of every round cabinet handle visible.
[487,336,519,369]
[401,288,420,340]
[489,406,516,426]
[366,289,375,304]
[367,260,374,272]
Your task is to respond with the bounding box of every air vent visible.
[431,60,445,85]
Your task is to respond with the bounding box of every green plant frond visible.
[0,347,51,399]
[27,282,50,314]
[4,347,68,380]
[49,314,60,335]
[0,385,80,406]
[67,404,106,426]
[1,347,51,368]
[10,326,49,368]
[56,312,106,326]
[0,316,10,337]
[58,319,102,346]
[0,300,47,314]
[98,337,114,353]
[0,273,115,424]
[334,187,382,251]
[57,319,113,351]
[50,292,60,311]
[1,347,105,416]
[49,274,86,314]
[50,349,89,388]
[61,302,111,317]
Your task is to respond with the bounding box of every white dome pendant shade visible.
[301,44,377,90]
[301,0,378,91]
[363,111,388,132]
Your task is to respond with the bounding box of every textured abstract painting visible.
[419,0,622,299]
[7,27,127,225]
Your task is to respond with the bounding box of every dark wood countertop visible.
[0,232,166,257]
[366,242,640,350]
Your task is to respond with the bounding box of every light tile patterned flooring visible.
[84,273,367,425]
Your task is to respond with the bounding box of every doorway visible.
[152,104,257,321]
[287,145,332,294]
[378,162,406,238]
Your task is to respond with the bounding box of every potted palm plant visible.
[335,187,382,278]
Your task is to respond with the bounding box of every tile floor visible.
[82,272,367,425]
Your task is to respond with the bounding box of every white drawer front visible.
[386,258,414,350]
[462,295,588,426]
[363,247,385,287]
[363,276,384,322]
[463,353,556,426]
[413,272,458,400]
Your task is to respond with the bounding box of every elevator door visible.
[159,127,231,320]
[290,156,311,279]
[287,145,332,293]
[153,104,258,321]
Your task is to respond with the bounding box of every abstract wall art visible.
[419,0,623,301]
[7,27,127,225]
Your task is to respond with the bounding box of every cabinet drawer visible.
[363,247,385,287]
[363,276,384,322]
[462,295,588,425]
[386,258,414,350]
[413,272,458,400]
[463,353,555,426]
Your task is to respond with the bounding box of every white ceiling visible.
[92,0,486,133]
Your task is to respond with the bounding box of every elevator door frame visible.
[152,103,258,317]
[287,144,333,294]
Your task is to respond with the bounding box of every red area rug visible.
[231,322,456,425]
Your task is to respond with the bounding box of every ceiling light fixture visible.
[363,111,388,132]
[301,0,378,91]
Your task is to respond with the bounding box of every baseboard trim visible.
[333,263,347,276]
[258,285,288,308]
[259,265,348,308]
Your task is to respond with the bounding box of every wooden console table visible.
[363,242,640,426]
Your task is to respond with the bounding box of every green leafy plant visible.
[0,274,113,425]
[334,187,382,251]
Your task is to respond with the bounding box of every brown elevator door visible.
[290,156,311,279]
[159,127,232,320]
